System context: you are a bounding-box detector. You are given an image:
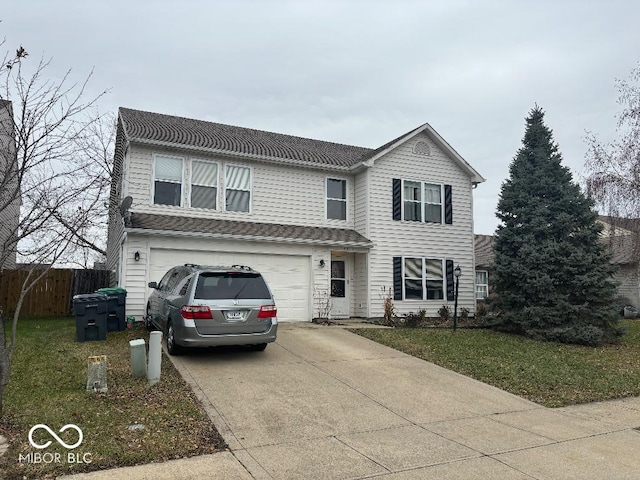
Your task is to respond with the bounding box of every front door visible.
[331,258,349,318]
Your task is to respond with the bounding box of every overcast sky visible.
[3,0,638,234]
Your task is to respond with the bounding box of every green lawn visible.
[0,317,225,480]
[352,320,640,408]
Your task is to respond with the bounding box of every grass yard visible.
[0,317,226,480]
[352,319,640,408]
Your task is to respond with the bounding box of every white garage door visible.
[149,249,311,322]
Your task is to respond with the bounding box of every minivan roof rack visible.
[231,265,253,271]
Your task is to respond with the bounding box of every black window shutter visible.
[392,179,401,221]
[446,260,455,301]
[444,184,453,224]
[393,257,402,300]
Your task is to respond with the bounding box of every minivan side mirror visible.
[148,281,158,289]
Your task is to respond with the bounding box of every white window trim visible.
[326,176,348,222]
[476,270,489,300]
[188,158,220,210]
[401,256,445,301]
[151,153,185,207]
[223,163,253,213]
[401,179,444,224]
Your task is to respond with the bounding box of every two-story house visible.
[0,99,19,270]
[107,108,485,322]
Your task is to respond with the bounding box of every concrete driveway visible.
[166,323,640,480]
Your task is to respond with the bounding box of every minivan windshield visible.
[194,272,271,300]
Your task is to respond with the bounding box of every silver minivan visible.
[145,264,278,355]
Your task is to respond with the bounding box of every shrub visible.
[460,307,469,322]
[380,286,398,326]
[536,324,605,347]
[438,305,451,320]
[404,309,426,328]
[476,302,488,318]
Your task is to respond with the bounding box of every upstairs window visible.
[393,178,452,224]
[327,178,347,220]
[225,165,251,212]
[191,160,218,209]
[154,155,183,206]
[424,183,442,223]
[403,181,421,221]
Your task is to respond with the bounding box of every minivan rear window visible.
[194,273,271,300]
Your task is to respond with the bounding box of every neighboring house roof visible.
[598,216,640,264]
[474,234,495,269]
[127,212,373,248]
[118,107,485,182]
[598,215,640,234]
[474,231,639,267]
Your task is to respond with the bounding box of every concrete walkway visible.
[64,323,640,479]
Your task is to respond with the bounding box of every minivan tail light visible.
[181,305,213,319]
[257,305,277,318]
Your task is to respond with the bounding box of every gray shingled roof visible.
[128,212,372,247]
[474,234,495,268]
[474,232,639,267]
[119,108,372,168]
[599,215,640,234]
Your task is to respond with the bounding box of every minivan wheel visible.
[249,343,268,351]
[166,321,184,355]
[145,305,156,331]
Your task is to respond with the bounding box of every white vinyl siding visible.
[191,160,218,209]
[153,155,183,206]
[366,132,476,318]
[126,145,357,228]
[225,165,251,213]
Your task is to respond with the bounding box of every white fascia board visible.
[125,227,373,250]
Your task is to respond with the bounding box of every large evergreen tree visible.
[493,106,623,346]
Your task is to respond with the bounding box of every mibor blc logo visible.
[28,424,83,449]
[19,424,92,464]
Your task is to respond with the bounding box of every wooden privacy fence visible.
[0,268,110,318]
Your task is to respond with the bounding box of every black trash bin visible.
[73,294,108,342]
[95,287,127,332]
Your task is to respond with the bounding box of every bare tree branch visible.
[0,39,113,415]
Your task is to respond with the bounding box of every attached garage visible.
[119,212,372,322]
[149,248,312,322]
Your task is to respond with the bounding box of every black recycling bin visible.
[95,287,127,332]
[73,294,108,342]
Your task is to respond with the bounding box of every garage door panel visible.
[149,249,310,322]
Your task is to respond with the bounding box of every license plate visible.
[226,311,244,321]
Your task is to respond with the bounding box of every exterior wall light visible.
[134,251,140,262]
[319,259,325,268]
